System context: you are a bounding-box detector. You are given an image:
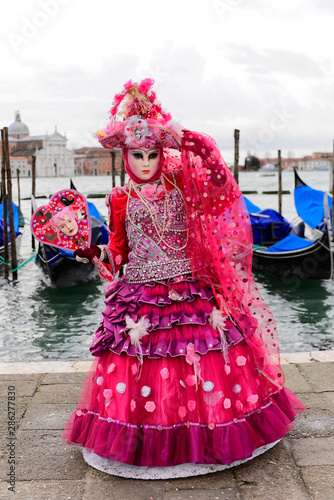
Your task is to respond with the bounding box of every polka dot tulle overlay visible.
[62,345,305,467]
[75,345,279,427]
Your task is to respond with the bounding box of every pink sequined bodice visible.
[124,186,191,283]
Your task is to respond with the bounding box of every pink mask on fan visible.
[31,189,91,251]
[123,147,164,184]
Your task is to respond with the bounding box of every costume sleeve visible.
[181,132,240,217]
[100,187,129,280]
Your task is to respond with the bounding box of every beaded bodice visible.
[124,185,191,283]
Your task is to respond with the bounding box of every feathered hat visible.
[96,78,183,150]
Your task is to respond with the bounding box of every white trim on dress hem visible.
[82,439,281,480]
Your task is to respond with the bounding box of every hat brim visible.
[99,123,182,150]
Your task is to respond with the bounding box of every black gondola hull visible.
[36,243,97,287]
[252,229,332,280]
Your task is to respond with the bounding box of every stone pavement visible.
[0,351,334,500]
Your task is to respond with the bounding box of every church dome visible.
[8,111,30,138]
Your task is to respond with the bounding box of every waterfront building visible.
[1,111,76,177]
[258,153,333,171]
[258,157,304,170]
[298,152,333,171]
[74,147,123,176]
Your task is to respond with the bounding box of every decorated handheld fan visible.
[30,189,91,252]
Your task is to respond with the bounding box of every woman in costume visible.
[62,78,305,479]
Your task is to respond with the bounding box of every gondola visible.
[294,168,333,232]
[0,199,24,262]
[252,223,332,280]
[248,173,333,280]
[33,182,109,288]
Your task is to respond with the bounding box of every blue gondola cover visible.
[0,202,21,244]
[244,197,261,214]
[264,234,315,253]
[249,208,292,245]
[88,201,104,223]
[294,186,333,229]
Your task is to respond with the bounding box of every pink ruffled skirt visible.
[62,277,305,478]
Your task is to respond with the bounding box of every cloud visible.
[226,44,322,77]
[1,0,333,165]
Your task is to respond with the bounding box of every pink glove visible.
[182,130,227,186]
[182,130,215,160]
[74,244,106,264]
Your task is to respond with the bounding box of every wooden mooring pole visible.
[17,168,21,210]
[1,128,9,279]
[110,151,116,188]
[332,139,334,238]
[119,156,125,278]
[120,156,125,187]
[31,155,36,250]
[4,127,18,279]
[233,129,240,185]
[278,150,282,213]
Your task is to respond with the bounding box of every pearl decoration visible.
[203,381,214,392]
[141,386,151,397]
[116,382,126,394]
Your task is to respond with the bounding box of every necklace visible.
[133,177,171,234]
[126,174,189,251]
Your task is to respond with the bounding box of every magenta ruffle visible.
[64,388,301,467]
[90,277,243,357]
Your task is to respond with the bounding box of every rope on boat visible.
[0,255,10,266]
[0,252,37,272]
[19,217,31,224]
[36,252,63,264]
[253,245,268,250]
[319,240,332,252]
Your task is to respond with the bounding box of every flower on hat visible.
[124,116,152,145]
[99,78,183,150]
[123,79,134,91]
[138,78,154,94]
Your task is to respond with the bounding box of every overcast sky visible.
[1,0,333,164]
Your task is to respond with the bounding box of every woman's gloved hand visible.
[181,130,215,161]
[181,130,227,187]
[74,243,104,264]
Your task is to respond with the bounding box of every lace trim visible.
[82,439,281,480]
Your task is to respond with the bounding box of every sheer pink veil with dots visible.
[179,146,285,397]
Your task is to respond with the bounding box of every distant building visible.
[0,111,76,177]
[257,154,333,171]
[258,157,303,170]
[298,152,333,171]
[8,155,30,177]
[74,147,123,176]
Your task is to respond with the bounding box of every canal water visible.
[0,170,333,362]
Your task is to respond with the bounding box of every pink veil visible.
[179,146,284,398]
